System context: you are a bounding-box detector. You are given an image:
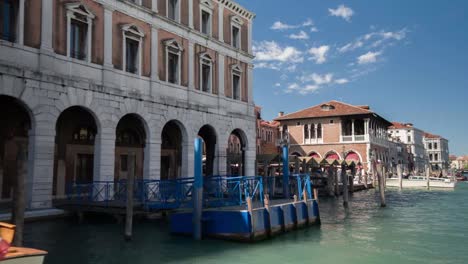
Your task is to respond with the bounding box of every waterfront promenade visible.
[22,184,468,264]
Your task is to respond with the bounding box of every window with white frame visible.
[167,0,180,22]
[199,53,213,93]
[231,16,243,49]
[200,1,213,36]
[66,3,95,62]
[122,24,144,75]
[0,0,17,42]
[164,39,183,85]
[231,65,242,100]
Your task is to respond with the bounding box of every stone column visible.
[218,3,224,42]
[244,147,256,176]
[152,0,158,13]
[247,64,254,103]
[151,26,159,81]
[28,122,56,209]
[188,0,194,29]
[351,119,355,141]
[188,41,195,89]
[247,20,253,54]
[144,139,161,180]
[17,0,25,45]
[218,54,225,96]
[93,127,116,182]
[40,0,53,51]
[103,6,114,67]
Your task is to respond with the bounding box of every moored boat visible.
[0,223,47,264]
[386,176,456,188]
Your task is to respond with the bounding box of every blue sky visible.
[236,0,468,155]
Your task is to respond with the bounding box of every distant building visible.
[423,132,450,170]
[388,122,427,173]
[255,106,280,155]
[388,137,412,174]
[451,155,468,170]
[275,100,392,171]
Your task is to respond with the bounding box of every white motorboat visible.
[386,176,456,189]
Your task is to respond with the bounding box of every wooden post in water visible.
[382,166,387,189]
[302,159,306,174]
[397,164,403,189]
[125,153,135,241]
[350,166,355,193]
[364,170,368,189]
[426,165,430,189]
[377,163,386,207]
[294,156,300,174]
[334,167,339,196]
[264,194,271,237]
[341,164,349,208]
[327,167,334,197]
[12,143,26,246]
[247,197,254,239]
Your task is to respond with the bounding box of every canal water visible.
[24,183,468,264]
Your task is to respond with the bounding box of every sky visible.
[235,0,468,156]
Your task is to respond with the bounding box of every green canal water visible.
[24,183,468,264]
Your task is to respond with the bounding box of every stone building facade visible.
[275,101,392,171]
[423,132,450,171]
[388,122,427,173]
[255,106,279,155]
[0,0,256,209]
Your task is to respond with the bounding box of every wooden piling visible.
[377,163,386,207]
[125,153,135,241]
[364,171,368,189]
[247,197,254,239]
[382,166,387,189]
[334,167,339,196]
[313,188,319,203]
[341,164,349,208]
[350,166,355,193]
[327,167,334,197]
[397,164,403,189]
[12,144,26,246]
[294,157,300,174]
[426,165,430,189]
[264,194,271,237]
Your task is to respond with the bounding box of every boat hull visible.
[386,178,456,188]
[2,247,47,264]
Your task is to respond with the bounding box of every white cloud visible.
[289,30,309,40]
[253,41,303,63]
[308,45,330,64]
[339,28,408,53]
[275,83,281,87]
[271,21,298,30]
[357,51,381,64]
[338,40,364,53]
[255,62,282,71]
[329,5,354,22]
[335,78,349,84]
[271,18,317,32]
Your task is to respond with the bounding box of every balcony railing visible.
[341,134,367,142]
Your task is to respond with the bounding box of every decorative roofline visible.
[217,0,256,21]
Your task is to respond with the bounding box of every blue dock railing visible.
[263,174,313,200]
[65,175,265,210]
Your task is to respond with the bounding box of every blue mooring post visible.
[282,144,289,199]
[193,137,203,240]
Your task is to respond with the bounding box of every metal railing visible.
[203,176,264,208]
[263,174,313,201]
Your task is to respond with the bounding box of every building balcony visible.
[341,134,368,143]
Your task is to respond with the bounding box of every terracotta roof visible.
[424,132,442,139]
[275,100,391,124]
[389,122,414,129]
[260,120,280,128]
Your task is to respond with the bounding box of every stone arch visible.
[324,150,342,160]
[290,152,302,157]
[0,95,33,201]
[307,151,322,159]
[227,128,248,176]
[53,105,100,197]
[160,119,189,179]
[114,114,148,181]
[197,124,218,176]
[344,150,363,162]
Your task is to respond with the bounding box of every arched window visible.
[167,0,180,22]
[122,24,145,75]
[66,3,95,62]
[72,126,96,143]
[199,52,213,93]
[164,39,183,85]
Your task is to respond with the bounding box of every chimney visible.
[278,111,284,117]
